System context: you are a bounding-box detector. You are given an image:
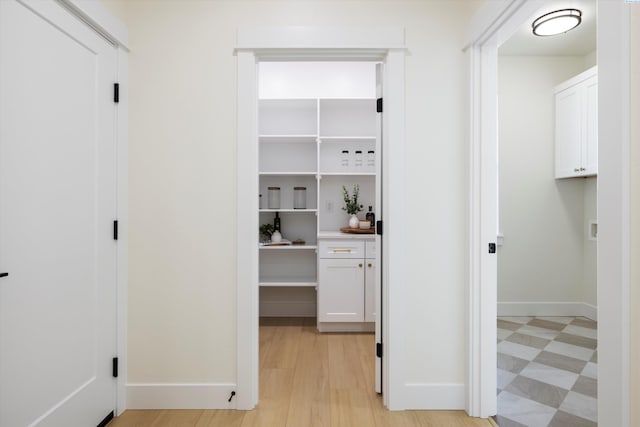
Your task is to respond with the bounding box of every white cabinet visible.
[555,66,598,179]
[364,258,376,322]
[318,258,365,322]
[318,239,375,326]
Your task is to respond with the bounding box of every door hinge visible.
[113,83,120,103]
[376,97,383,113]
[113,220,118,241]
[376,220,383,236]
[488,242,496,254]
[112,357,118,378]
[376,342,383,358]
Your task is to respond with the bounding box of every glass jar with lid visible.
[293,187,307,209]
[267,186,280,209]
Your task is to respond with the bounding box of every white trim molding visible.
[58,0,129,50]
[498,302,597,322]
[115,46,129,417]
[126,384,237,410]
[236,27,406,411]
[400,384,465,410]
[466,0,631,423]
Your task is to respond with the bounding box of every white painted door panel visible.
[364,259,376,323]
[554,86,581,178]
[318,259,364,322]
[0,1,117,426]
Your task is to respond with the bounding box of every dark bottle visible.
[273,212,281,232]
[365,206,375,229]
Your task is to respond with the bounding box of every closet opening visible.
[256,61,383,414]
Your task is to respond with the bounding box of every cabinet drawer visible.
[318,240,365,259]
[365,241,376,258]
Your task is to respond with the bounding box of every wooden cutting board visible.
[340,227,375,234]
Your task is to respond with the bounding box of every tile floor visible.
[496,316,597,427]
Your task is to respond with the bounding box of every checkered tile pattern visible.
[496,316,597,427]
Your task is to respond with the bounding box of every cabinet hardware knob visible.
[580,167,586,171]
[368,263,372,268]
[359,263,363,268]
[574,168,580,172]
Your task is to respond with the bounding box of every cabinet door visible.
[318,258,364,322]
[364,259,376,322]
[582,77,598,176]
[555,86,582,178]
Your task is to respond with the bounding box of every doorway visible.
[256,61,382,406]
[235,28,407,410]
[494,3,599,424]
[466,0,630,423]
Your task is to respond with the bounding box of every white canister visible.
[267,187,280,209]
[293,187,307,209]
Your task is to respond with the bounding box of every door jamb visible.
[465,0,631,422]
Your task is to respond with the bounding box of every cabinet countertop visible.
[318,231,376,240]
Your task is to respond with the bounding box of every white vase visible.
[349,214,360,229]
[271,230,282,243]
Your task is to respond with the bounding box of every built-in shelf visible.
[259,245,318,251]
[260,209,317,213]
[258,97,376,302]
[319,172,376,177]
[259,279,318,287]
[259,172,317,176]
[260,134,317,140]
[319,136,376,141]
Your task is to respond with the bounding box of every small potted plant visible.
[259,223,275,243]
[342,184,363,228]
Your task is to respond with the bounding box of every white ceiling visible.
[499,0,596,56]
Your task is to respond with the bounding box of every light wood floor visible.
[110,318,494,427]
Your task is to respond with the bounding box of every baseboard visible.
[126,383,237,409]
[400,383,465,410]
[317,322,375,333]
[498,301,597,321]
[259,301,316,317]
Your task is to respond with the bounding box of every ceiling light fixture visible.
[532,9,582,36]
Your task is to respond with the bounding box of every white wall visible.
[497,55,597,315]
[103,0,482,403]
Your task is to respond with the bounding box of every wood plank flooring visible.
[110,318,494,427]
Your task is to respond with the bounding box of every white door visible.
[374,63,383,394]
[0,1,118,426]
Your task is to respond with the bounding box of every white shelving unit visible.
[258,97,378,317]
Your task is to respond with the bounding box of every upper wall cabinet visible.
[554,66,598,179]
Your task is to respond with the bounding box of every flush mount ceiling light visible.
[532,8,582,36]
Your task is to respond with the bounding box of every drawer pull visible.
[332,249,352,253]
[368,263,372,268]
[359,263,363,268]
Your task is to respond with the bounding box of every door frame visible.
[235,27,406,410]
[465,0,631,423]
[53,0,130,415]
